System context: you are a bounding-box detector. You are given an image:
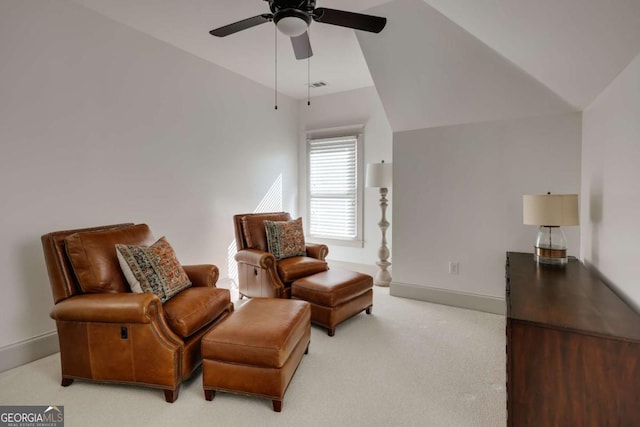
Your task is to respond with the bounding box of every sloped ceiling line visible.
[70,0,640,113]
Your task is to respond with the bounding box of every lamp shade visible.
[366,162,392,188]
[523,194,579,226]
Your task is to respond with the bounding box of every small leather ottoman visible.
[291,269,373,337]
[201,298,310,412]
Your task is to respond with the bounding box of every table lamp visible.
[523,193,579,265]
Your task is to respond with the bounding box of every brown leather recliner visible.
[41,223,234,403]
[233,212,329,299]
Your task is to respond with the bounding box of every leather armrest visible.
[183,264,219,288]
[50,293,161,324]
[234,249,277,270]
[306,243,329,261]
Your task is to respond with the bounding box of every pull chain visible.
[307,27,311,106]
[274,25,278,110]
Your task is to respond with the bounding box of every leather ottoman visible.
[201,298,310,412]
[291,269,373,337]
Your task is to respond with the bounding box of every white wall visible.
[298,87,393,267]
[0,1,298,351]
[393,113,582,299]
[581,52,640,311]
[357,0,582,310]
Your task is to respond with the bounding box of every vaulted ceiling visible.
[71,0,391,99]
[71,0,640,128]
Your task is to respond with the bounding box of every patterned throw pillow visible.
[116,237,191,303]
[264,217,307,260]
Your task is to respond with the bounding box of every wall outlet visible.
[449,261,459,275]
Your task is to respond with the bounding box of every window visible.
[307,133,363,245]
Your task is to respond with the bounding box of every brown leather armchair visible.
[41,223,234,402]
[233,212,329,299]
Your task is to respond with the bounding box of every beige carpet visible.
[0,286,506,426]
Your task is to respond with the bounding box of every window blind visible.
[308,136,358,239]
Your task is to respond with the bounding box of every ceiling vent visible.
[309,81,328,88]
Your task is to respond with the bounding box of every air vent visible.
[308,81,328,88]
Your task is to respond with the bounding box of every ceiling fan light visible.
[276,16,308,37]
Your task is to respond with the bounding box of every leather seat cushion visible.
[65,224,155,294]
[277,256,328,283]
[202,298,310,368]
[292,269,373,307]
[241,213,291,251]
[163,287,231,338]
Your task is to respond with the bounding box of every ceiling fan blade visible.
[209,14,272,37]
[313,8,386,33]
[291,32,313,60]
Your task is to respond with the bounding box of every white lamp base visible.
[374,187,391,287]
[374,260,391,287]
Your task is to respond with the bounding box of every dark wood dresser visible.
[506,252,640,426]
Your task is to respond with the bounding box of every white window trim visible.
[305,127,364,248]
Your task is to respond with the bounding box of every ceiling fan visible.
[209,0,387,60]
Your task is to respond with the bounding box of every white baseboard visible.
[0,331,59,373]
[390,282,505,315]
